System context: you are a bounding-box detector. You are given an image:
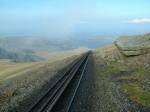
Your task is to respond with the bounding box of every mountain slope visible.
[0,51,81,112]
[94,33,150,111]
[0,47,42,62]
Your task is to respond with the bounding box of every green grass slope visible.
[0,51,83,112]
[95,44,150,109]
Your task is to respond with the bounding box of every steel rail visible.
[27,53,89,112]
[66,53,90,112]
[44,53,88,112]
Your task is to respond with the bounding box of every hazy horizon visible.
[0,0,150,40]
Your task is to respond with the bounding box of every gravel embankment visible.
[94,52,150,112]
[70,52,150,112]
[70,53,120,112]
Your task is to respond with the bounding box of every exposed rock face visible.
[114,33,150,56]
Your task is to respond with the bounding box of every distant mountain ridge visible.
[0,36,111,61]
[0,37,75,52]
[0,37,75,62]
[0,47,42,62]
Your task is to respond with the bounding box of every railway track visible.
[27,52,90,112]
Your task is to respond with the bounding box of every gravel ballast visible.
[70,53,120,112]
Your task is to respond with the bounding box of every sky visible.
[0,0,150,40]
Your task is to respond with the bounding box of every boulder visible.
[114,33,150,56]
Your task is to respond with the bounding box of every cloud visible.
[126,18,150,24]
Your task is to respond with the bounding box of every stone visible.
[114,33,150,56]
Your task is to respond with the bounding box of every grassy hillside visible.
[0,52,82,112]
[0,60,39,81]
[95,44,150,109]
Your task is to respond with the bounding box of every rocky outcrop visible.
[114,33,150,56]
